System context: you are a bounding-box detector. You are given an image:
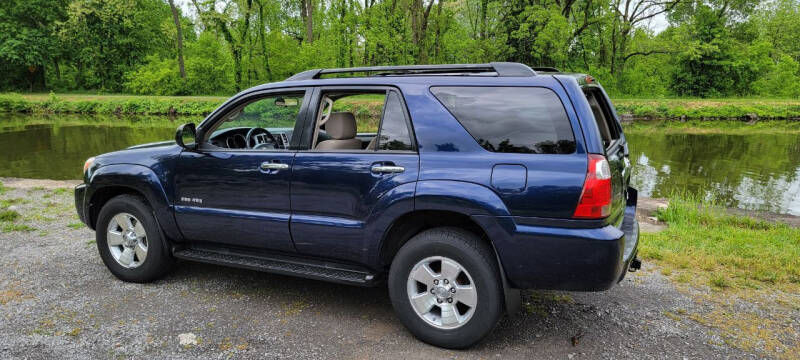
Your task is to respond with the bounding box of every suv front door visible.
[289,88,419,263]
[173,89,311,252]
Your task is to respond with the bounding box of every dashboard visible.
[208,127,292,150]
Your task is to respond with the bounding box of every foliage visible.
[0,0,799,98]
[0,93,389,125]
[125,33,234,95]
[55,0,173,92]
[0,93,223,115]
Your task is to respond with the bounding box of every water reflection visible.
[627,132,800,215]
[0,114,194,180]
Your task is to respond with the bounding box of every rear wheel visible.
[388,227,503,349]
[96,194,174,283]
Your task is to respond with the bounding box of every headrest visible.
[325,112,356,139]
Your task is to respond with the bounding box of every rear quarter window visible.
[431,86,576,154]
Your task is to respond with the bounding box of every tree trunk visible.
[236,0,253,90]
[168,0,186,78]
[433,0,445,60]
[414,0,435,64]
[53,58,61,80]
[301,0,314,44]
[480,0,488,40]
[257,0,272,80]
[76,60,84,90]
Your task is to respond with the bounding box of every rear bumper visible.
[74,184,89,228]
[478,188,640,291]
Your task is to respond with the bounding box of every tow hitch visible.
[629,257,642,272]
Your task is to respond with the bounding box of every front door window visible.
[204,93,305,151]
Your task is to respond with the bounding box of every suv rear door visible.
[289,87,419,264]
[428,85,587,219]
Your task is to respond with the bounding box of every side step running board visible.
[173,248,379,286]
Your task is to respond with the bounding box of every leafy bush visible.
[125,33,234,96]
[752,55,800,98]
[0,93,32,112]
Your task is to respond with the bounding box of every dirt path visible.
[0,183,788,359]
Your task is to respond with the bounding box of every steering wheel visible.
[245,127,279,150]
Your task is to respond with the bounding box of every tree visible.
[300,0,314,43]
[57,0,172,91]
[0,0,68,91]
[167,0,186,78]
[1,0,797,97]
[191,0,254,91]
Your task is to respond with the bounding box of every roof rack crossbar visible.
[285,62,536,81]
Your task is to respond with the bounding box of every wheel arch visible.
[86,164,181,241]
[88,185,147,229]
[378,210,491,268]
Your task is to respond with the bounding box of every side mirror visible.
[175,123,197,150]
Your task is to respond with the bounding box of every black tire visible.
[388,227,504,349]
[96,194,174,283]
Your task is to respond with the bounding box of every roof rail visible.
[285,62,537,81]
[531,67,561,72]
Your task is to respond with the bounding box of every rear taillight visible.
[573,154,612,219]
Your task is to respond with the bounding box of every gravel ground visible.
[0,181,775,359]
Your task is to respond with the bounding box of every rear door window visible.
[431,86,576,154]
[377,92,414,151]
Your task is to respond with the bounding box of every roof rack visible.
[285,62,537,81]
[531,67,561,72]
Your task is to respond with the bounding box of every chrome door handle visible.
[260,162,289,170]
[371,165,404,174]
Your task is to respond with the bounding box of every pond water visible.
[1,114,798,215]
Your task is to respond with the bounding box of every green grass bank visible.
[640,197,800,292]
[2,93,800,120]
[613,98,800,120]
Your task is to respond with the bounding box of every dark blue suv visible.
[75,63,640,348]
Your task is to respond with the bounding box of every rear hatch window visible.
[431,86,576,154]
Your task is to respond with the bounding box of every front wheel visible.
[388,227,504,349]
[96,194,174,283]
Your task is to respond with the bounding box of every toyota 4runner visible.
[75,62,640,349]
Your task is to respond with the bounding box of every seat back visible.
[316,112,362,150]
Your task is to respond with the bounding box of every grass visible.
[67,222,85,229]
[639,196,800,291]
[641,195,800,358]
[613,98,800,119]
[0,210,20,222]
[0,184,37,233]
[1,223,35,232]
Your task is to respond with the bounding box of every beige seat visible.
[316,112,363,150]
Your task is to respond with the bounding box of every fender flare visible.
[413,180,511,216]
[361,182,417,267]
[86,164,181,241]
